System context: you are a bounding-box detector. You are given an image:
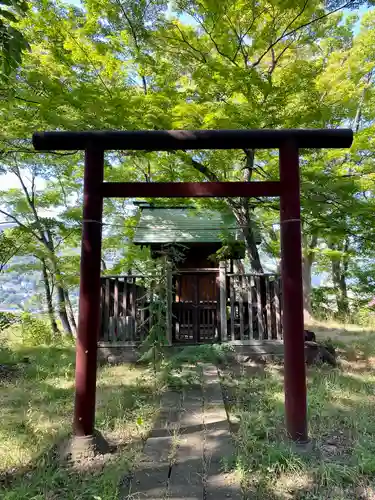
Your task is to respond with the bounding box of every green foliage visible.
[138,313,169,369]
[0,311,18,331]
[0,0,29,77]
[0,0,374,320]
[350,308,375,328]
[138,258,170,372]
[208,241,246,263]
[0,336,158,499]
[20,313,53,346]
[0,227,29,272]
[166,343,234,369]
[311,287,335,319]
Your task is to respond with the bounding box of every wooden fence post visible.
[219,261,227,342]
[166,261,173,345]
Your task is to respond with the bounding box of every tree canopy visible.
[0,0,375,329]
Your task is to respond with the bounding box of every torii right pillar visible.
[279,141,308,443]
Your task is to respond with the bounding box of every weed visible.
[221,332,375,499]
[0,335,159,499]
[20,313,53,346]
[165,343,234,368]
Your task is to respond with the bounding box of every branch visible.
[227,9,267,66]
[207,32,239,66]
[0,209,42,242]
[252,0,353,69]
[243,149,254,182]
[12,161,41,228]
[268,38,296,75]
[30,168,36,205]
[353,70,373,133]
[65,30,112,98]
[224,14,247,65]
[116,0,148,94]
[175,24,208,63]
[253,162,271,179]
[157,40,207,64]
[278,0,310,44]
[54,228,76,250]
[190,158,219,182]
[0,93,40,105]
[310,234,318,249]
[242,149,254,209]
[0,233,31,272]
[57,175,68,208]
[141,76,147,95]
[117,0,140,51]
[0,149,79,158]
[197,21,239,66]
[9,161,56,251]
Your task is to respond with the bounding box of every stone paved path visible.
[125,364,241,499]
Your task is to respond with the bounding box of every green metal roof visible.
[133,208,237,244]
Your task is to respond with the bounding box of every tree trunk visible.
[331,259,349,316]
[233,207,264,273]
[46,239,73,337]
[188,151,264,272]
[340,238,350,316]
[330,239,350,318]
[302,234,318,321]
[64,289,77,336]
[302,257,312,321]
[41,259,59,335]
[338,272,349,317]
[235,259,245,274]
[56,285,73,336]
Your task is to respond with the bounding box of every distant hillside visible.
[0,252,117,311]
[0,256,46,311]
[0,243,322,311]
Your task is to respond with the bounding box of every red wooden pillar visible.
[279,141,308,443]
[73,148,104,436]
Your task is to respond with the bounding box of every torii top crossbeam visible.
[33,128,353,151]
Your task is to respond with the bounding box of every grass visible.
[2,321,375,499]
[220,328,375,499]
[159,343,233,390]
[0,330,160,500]
[306,317,375,341]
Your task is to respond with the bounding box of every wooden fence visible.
[99,266,282,344]
[100,275,150,343]
[225,273,282,341]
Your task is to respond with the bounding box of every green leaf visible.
[0,9,17,22]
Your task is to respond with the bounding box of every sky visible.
[352,4,370,33]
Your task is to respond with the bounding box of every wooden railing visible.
[226,273,282,341]
[100,275,151,343]
[99,267,282,344]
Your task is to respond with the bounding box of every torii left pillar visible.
[71,147,110,456]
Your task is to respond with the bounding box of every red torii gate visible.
[33,129,353,448]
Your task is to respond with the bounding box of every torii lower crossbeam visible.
[33,128,353,447]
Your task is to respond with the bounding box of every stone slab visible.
[151,391,182,437]
[205,472,242,500]
[126,462,170,499]
[127,391,182,499]
[202,364,242,500]
[167,386,204,499]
